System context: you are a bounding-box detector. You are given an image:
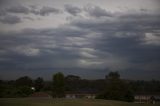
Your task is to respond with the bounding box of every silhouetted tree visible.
[96,71,134,102]
[16,86,34,97]
[106,71,120,80]
[14,76,34,97]
[65,75,81,91]
[52,72,65,98]
[16,76,33,87]
[34,77,44,92]
[0,80,4,97]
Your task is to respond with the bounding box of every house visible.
[134,94,151,103]
[66,93,96,99]
[29,92,52,98]
[134,93,160,104]
[65,91,96,99]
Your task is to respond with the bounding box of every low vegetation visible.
[0,72,160,102]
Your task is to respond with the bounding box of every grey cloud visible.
[0,25,98,74]
[0,6,160,80]
[28,6,62,16]
[0,0,13,6]
[1,5,62,16]
[140,8,148,12]
[65,4,82,16]
[0,9,6,16]
[23,16,34,21]
[39,6,62,16]
[0,14,21,24]
[6,5,30,14]
[0,5,62,24]
[70,11,160,71]
[84,5,113,17]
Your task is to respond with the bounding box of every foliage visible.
[16,86,34,97]
[0,85,33,97]
[65,75,81,91]
[52,72,65,98]
[16,76,33,87]
[0,80,4,98]
[0,73,160,98]
[96,72,134,102]
[0,76,34,98]
[34,77,44,92]
[106,71,120,80]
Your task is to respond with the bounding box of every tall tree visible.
[97,71,134,102]
[52,72,65,98]
[0,80,4,97]
[34,77,44,92]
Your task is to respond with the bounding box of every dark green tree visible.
[65,75,81,91]
[96,71,134,102]
[15,76,33,97]
[34,77,44,92]
[16,86,34,97]
[52,72,65,98]
[106,71,120,80]
[0,80,4,97]
[16,76,33,87]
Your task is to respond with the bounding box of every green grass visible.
[0,98,159,106]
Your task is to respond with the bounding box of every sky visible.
[0,0,160,80]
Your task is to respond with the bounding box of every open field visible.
[0,98,159,106]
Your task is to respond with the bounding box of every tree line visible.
[0,72,160,102]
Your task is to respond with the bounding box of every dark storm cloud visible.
[0,28,92,77]
[0,14,21,24]
[64,4,82,16]
[69,9,160,73]
[0,4,160,80]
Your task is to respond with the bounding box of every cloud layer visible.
[0,5,62,24]
[0,1,160,80]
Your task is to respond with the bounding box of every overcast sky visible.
[0,0,160,80]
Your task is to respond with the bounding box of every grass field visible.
[0,98,159,106]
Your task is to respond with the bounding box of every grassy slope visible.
[0,98,159,106]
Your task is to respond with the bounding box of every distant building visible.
[134,93,160,104]
[66,93,96,99]
[29,92,52,98]
[65,91,96,99]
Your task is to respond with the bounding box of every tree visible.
[16,86,34,97]
[34,77,44,92]
[16,76,33,87]
[65,75,81,91]
[106,71,120,80]
[52,72,65,98]
[14,76,33,97]
[96,71,134,102]
[0,80,4,97]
